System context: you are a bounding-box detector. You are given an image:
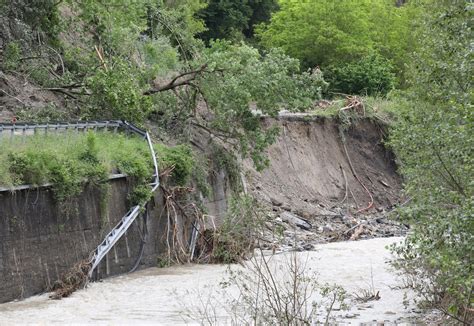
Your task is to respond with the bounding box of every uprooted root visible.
[49,260,91,299]
[161,184,206,265]
[340,95,365,115]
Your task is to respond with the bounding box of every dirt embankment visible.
[0,71,71,123]
[245,115,406,249]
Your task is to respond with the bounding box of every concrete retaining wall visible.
[0,177,187,303]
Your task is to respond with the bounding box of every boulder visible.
[280,211,312,230]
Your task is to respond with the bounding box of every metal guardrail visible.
[0,121,122,138]
[0,120,160,279]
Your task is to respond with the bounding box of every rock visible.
[342,215,357,227]
[300,211,311,220]
[283,230,295,237]
[322,224,334,233]
[280,211,312,230]
[281,204,292,212]
[302,243,314,250]
[271,197,283,207]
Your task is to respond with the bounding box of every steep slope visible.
[245,115,405,246]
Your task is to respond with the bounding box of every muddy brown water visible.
[0,237,422,325]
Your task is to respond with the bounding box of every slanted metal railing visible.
[0,120,160,279]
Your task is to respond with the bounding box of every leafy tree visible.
[245,0,279,38]
[147,41,327,169]
[0,0,62,42]
[85,59,153,122]
[197,0,278,42]
[326,53,396,96]
[389,0,473,321]
[256,0,411,76]
[3,0,325,171]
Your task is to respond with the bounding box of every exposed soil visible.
[244,114,407,249]
[0,71,72,123]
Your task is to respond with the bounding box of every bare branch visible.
[143,64,208,95]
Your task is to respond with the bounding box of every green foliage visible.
[210,195,262,264]
[389,0,473,321]
[257,0,411,79]
[4,0,328,173]
[245,0,279,39]
[197,0,278,42]
[67,0,151,56]
[67,0,204,60]
[15,104,71,123]
[128,184,153,207]
[155,144,195,186]
[212,145,241,192]
[327,53,396,96]
[145,0,207,55]
[0,132,154,205]
[85,60,153,122]
[193,41,327,169]
[60,0,206,122]
[1,0,62,42]
[2,42,21,70]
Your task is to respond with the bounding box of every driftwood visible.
[339,95,365,115]
[49,260,91,299]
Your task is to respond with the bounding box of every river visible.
[0,237,423,325]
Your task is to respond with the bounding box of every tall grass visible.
[0,131,153,202]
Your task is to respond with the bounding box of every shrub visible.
[155,144,195,186]
[326,53,396,96]
[85,60,153,123]
[2,42,21,70]
[1,132,154,204]
[389,0,473,322]
[210,195,262,264]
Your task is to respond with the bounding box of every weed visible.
[3,42,22,70]
[185,251,349,324]
[155,144,195,186]
[205,195,263,264]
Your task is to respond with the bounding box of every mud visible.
[0,237,425,325]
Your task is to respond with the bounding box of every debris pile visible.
[258,202,408,252]
[244,117,407,252]
[49,260,91,300]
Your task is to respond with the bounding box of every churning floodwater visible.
[0,237,423,325]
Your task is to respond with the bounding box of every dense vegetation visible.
[388,0,473,322]
[0,132,194,206]
[0,0,472,321]
[256,0,411,94]
[197,0,278,42]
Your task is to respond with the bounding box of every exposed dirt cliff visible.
[244,115,406,249]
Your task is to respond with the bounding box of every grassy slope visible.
[0,132,153,201]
